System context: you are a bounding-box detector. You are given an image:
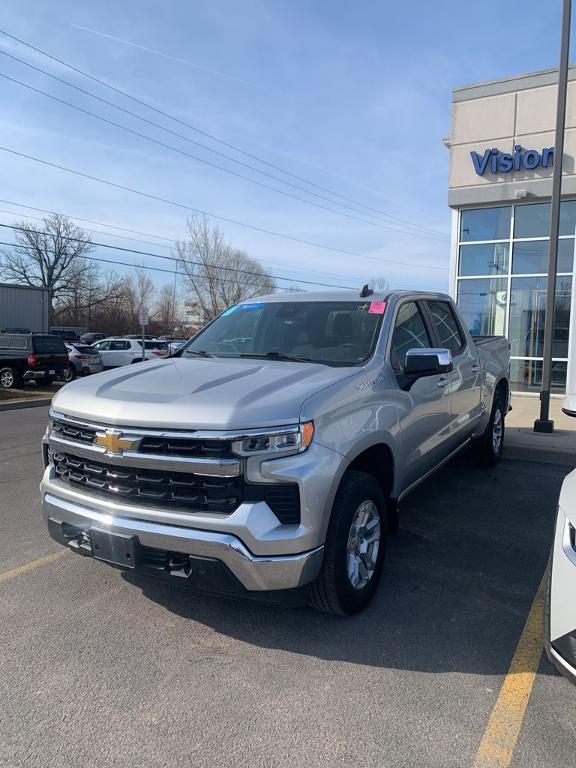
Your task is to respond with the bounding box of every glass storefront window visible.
[509,359,567,393]
[512,238,574,274]
[458,243,509,276]
[508,276,571,358]
[457,279,507,336]
[460,207,511,242]
[513,201,576,238]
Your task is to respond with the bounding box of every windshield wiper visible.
[239,351,316,363]
[184,349,215,358]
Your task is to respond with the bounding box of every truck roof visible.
[250,289,451,303]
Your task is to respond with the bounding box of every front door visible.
[390,300,454,492]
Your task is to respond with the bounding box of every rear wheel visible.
[309,470,387,615]
[0,367,19,389]
[473,387,505,466]
[60,365,75,383]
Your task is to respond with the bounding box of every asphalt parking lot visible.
[2,407,576,768]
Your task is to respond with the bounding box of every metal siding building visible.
[447,67,576,395]
[0,283,50,332]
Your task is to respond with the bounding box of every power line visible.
[0,70,449,241]
[0,145,446,271]
[0,202,351,282]
[0,223,359,289]
[0,239,283,292]
[0,29,449,240]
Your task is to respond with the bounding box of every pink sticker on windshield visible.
[368,301,386,314]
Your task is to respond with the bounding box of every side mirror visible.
[404,348,453,377]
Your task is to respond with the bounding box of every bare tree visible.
[122,266,156,328]
[0,214,95,309]
[155,283,179,336]
[176,216,276,319]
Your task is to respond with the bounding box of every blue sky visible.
[0,0,571,294]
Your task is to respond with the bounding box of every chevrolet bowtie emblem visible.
[94,430,141,455]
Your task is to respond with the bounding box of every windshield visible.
[180,300,386,366]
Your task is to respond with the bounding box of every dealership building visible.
[447,67,576,394]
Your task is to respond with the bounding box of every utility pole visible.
[535,0,572,433]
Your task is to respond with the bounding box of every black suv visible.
[0,333,69,389]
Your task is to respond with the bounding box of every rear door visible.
[424,300,483,443]
[390,300,454,491]
[108,340,132,366]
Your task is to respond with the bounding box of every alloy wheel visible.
[346,500,381,590]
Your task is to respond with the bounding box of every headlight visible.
[231,421,314,457]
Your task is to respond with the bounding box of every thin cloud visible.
[70,24,262,90]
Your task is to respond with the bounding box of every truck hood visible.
[51,357,361,430]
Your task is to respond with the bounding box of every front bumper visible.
[42,491,324,594]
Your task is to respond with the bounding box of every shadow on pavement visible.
[123,457,568,677]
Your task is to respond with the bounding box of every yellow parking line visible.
[472,570,547,768]
[0,549,69,584]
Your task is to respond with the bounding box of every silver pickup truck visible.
[41,290,510,614]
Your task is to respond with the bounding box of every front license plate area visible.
[89,528,140,569]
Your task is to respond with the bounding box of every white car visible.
[91,338,168,368]
[546,393,576,684]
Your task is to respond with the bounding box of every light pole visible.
[535,0,572,433]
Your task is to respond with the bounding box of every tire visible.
[60,365,75,383]
[0,367,19,389]
[473,387,505,467]
[309,470,387,615]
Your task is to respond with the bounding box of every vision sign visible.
[470,145,554,175]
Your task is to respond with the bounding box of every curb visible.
[0,398,52,412]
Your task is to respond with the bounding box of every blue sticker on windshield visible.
[222,306,237,316]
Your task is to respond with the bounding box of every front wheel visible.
[309,470,387,615]
[473,391,505,466]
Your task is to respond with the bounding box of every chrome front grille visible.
[47,413,301,523]
[51,451,301,523]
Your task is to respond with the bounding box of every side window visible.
[427,301,465,355]
[110,340,128,351]
[0,335,14,349]
[391,302,432,370]
[95,340,111,351]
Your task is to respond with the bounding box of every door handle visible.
[437,376,449,387]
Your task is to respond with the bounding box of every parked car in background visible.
[0,332,68,388]
[61,343,104,382]
[91,338,168,368]
[50,328,82,343]
[41,290,510,614]
[2,327,31,334]
[80,332,106,345]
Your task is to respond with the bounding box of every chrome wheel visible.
[61,366,74,383]
[492,406,503,455]
[346,500,381,590]
[0,369,15,388]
